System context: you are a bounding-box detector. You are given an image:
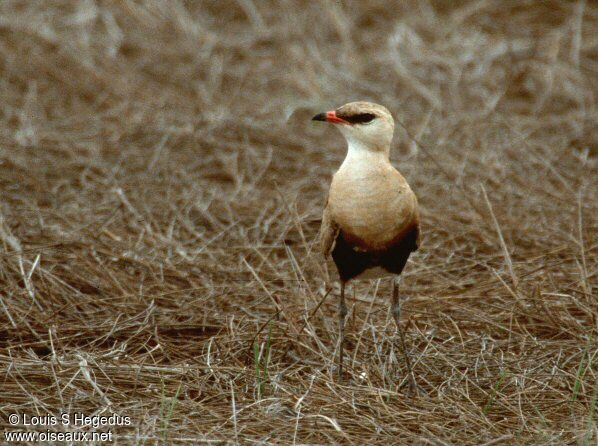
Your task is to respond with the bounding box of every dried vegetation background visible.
[0,0,596,444]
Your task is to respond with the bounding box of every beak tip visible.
[312,112,327,122]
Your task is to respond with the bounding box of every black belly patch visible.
[331,226,418,282]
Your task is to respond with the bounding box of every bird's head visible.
[312,101,394,152]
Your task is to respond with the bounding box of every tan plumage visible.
[316,101,420,280]
[319,199,339,258]
[326,162,419,251]
[312,101,421,389]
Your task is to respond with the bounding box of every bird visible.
[312,101,420,391]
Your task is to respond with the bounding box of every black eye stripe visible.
[337,112,376,124]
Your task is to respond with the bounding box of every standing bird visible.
[313,101,420,391]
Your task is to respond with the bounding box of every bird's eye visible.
[345,113,376,124]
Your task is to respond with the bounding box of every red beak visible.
[312,110,350,124]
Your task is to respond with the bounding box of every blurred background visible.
[0,1,596,444]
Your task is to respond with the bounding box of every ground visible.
[0,1,596,444]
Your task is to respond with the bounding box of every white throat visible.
[339,135,391,172]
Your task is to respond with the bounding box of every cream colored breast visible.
[328,163,417,250]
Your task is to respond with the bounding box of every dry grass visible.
[0,0,596,444]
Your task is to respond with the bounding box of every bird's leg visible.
[392,278,418,394]
[352,286,357,328]
[338,281,348,379]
